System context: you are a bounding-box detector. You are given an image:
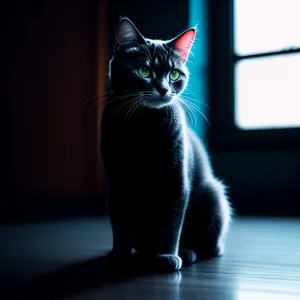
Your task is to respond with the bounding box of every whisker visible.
[174,101,188,123]
[184,98,209,114]
[180,100,196,126]
[183,87,197,97]
[180,95,211,110]
[179,97,211,126]
[123,96,145,121]
[113,98,138,117]
[91,92,146,109]
[177,99,192,125]
[82,92,113,108]
[132,98,145,119]
[124,99,142,121]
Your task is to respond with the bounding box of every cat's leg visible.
[146,195,189,272]
[111,230,132,257]
[179,178,231,266]
[152,221,184,272]
[134,228,184,272]
[137,229,184,272]
[107,192,133,266]
[108,220,133,267]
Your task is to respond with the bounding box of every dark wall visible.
[2,0,103,223]
[106,0,190,52]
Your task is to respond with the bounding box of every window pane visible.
[235,54,300,130]
[234,0,300,56]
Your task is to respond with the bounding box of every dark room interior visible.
[2,0,300,299]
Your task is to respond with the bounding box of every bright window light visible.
[235,54,300,130]
[234,0,300,130]
[234,0,300,56]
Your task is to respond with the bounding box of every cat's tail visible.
[179,249,198,266]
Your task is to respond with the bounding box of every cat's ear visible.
[114,18,146,51]
[167,29,196,63]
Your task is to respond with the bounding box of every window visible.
[207,0,300,215]
[234,0,300,130]
[207,0,300,150]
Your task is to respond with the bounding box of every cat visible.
[100,17,232,272]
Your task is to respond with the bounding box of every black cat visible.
[100,18,232,271]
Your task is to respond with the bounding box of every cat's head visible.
[108,18,195,109]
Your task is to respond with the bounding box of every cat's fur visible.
[100,18,232,271]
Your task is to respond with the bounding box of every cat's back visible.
[185,126,214,186]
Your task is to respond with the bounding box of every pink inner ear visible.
[173,30,195,62]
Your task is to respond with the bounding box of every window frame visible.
[207,0,300,151]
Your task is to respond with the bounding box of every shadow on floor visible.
[7,253,181,300]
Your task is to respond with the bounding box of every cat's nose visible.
[157,88,168,96]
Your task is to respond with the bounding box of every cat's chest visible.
[114,123,184,166]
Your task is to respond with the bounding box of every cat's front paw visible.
[153,254,182,272]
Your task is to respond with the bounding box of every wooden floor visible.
[1,216,300,299]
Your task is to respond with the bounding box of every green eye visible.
[169,69,180,81]
[138,67,151,78]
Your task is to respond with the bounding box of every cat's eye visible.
[169,69,180,81]
[138,67,151,78]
